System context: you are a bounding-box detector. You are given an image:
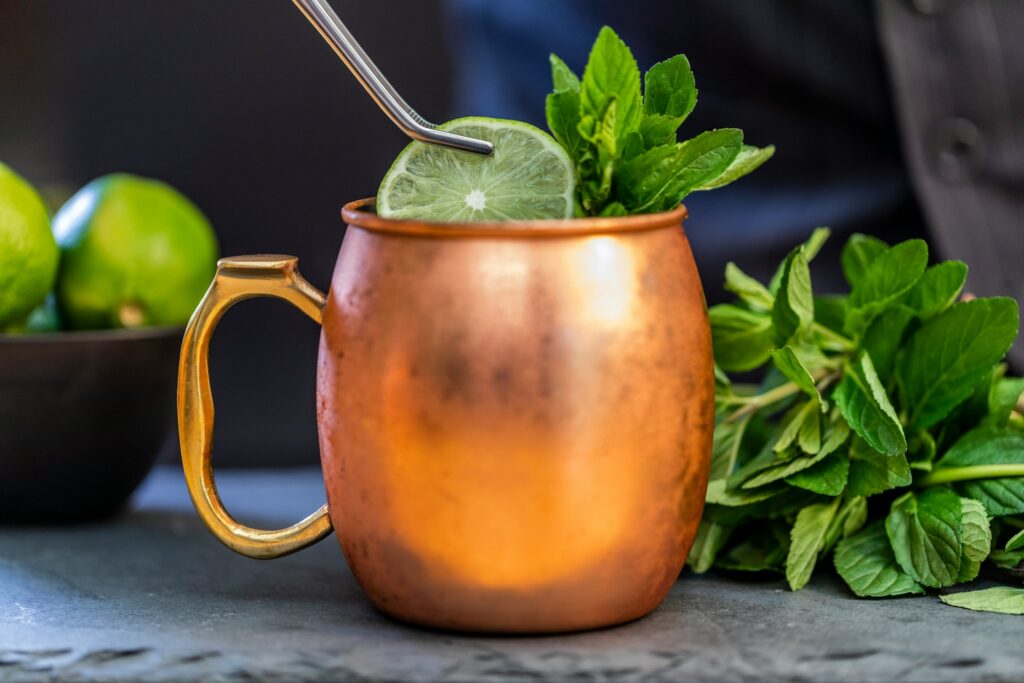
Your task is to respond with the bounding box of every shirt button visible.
[928,117,983,182]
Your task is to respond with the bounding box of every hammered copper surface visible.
[316,199,713,633]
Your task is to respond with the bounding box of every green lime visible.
[0,163,59,329]
[53,174,218,330]
[377,117,576,222]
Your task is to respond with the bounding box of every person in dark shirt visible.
[445,0,1023,366]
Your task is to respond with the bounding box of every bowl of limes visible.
[0,163,217,522]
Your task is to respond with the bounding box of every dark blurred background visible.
[2,0,1020,466]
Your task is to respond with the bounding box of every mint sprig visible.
[546,27,774,217]
[702,229,1024,615]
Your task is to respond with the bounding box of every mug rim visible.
[341,197,687,238]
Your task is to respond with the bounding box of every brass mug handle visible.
[177,255,333,559]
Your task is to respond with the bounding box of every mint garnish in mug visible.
[377,26,773,221]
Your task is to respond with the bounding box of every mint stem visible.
[726,369,838,423]
[811,322,854,351]
[917,464,1024,487]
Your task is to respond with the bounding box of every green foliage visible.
[709,305,773,372]
[846,239,928,334]
[939,587,1024,614]
[698,229,1024,614]
[771,247,814,346]
[885,489,963,588]
[956,498,992,583]
[787,498,841,590]
[934,427,1024,517]
[546,27,772,216]
[834,523,924,597]
[897,298,1019,428]
[834,353,905,456]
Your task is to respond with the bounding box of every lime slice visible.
[377,117,576,222]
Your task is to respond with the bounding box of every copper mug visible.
[178,198,713,633]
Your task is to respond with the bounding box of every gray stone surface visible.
[1,466,1022,683]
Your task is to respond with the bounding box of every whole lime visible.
[0,163,59,329]
[53,174,218,329]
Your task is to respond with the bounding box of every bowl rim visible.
[342,197,688,238]
[0,325,184,345]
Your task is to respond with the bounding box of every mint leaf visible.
[936,426,1024,517]
[939,587,1024,615]
[990,548,1024,569]
[819,411,852,455]
[823,495,869,554]
[814,295,848,334]
[904,261,967,320]
[743,449,828,490]
[983,377,1024,428]
[708,304,774,372]
[834,352,906,457]
[768,228,829,296]
[696,145,776,191]
[577,98,619,211]
[579,97,618,158]
[786,452,849,496]
[717,523,790,573]
[714,362,732,389]
[799,410,822,453]
[801,227,832,262]
[834,522,924,597]
[787,498,841,590]
[549,53,580,93]
[705,479,786,506]
[617,129,742,213]
[536,29,773,217]
[710,413,750,480]
[638,114,682,148]
[1007,529,1024,551]
[771,247,814,345]
[580,26,642,144]
[545,90,584,158]
[886,488,963,588]
[724,262,774,311]
[897,298,1020,428]
[841,496,869,538]
[846,239,928,334]
[643,54,696,120]
[841,233,888,288]
[688,520,732,573]
[861,305,915,379]
[598,201,628,217]
[955,497,991,583]
[620,132,645,161]
[745,413,848,488]
[772,400,817,454]
[848,436,912,496]
[772,346,822,405]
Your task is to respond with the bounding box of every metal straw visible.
[291,0,494,155]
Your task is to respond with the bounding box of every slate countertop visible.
[1,466,1021,683]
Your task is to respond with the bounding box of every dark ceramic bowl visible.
[0,327,181,523]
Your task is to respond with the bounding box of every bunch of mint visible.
[697,228,1024,614]
[546,27,774,217]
